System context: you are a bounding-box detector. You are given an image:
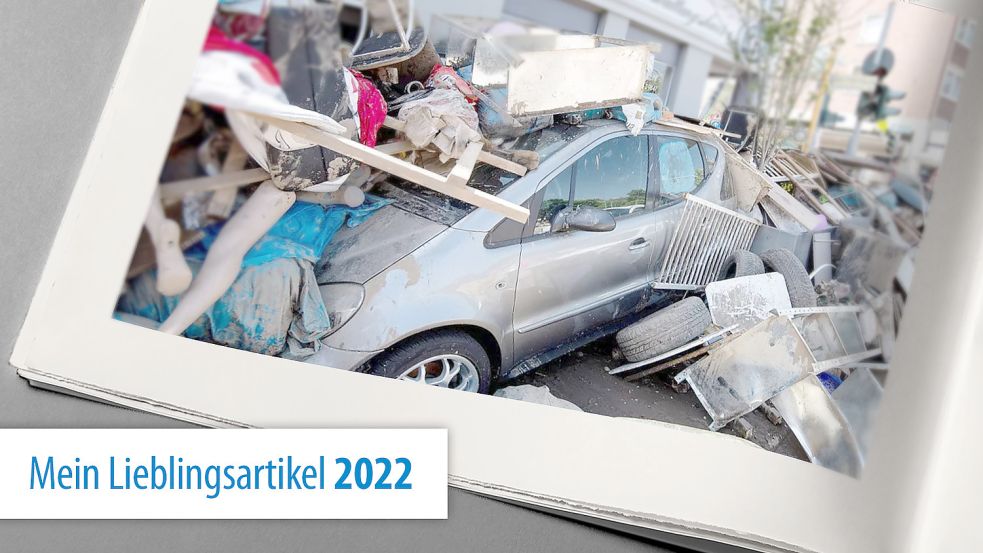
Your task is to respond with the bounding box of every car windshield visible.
[373,123,592,225]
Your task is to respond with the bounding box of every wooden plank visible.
[159,168,269,204]
[446,142,483,187]
[382,116,527,176]
[255,114,530,224]
[477,150,527,176]
[374,140,416,155]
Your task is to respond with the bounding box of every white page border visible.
[14,0,983,550]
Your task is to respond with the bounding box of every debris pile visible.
[608,137,918,477]
[116,1,671,357]
[112,1,916,477]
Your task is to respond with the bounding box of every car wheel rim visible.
[397,354,480,392]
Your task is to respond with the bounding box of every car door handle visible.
[628,238,650,251]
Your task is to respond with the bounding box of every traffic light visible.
[856,83,906,122]
[857,89,879,121]
[874,84,905,119]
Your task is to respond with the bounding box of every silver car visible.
[307,119,736,393]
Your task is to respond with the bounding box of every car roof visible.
[561,117,723,140]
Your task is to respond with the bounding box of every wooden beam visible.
[254,114,530,224]
[446,142,483,187]
[374,140,416,155]
[159,168,269,204]
[477,150,527,176]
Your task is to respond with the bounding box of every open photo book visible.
[10,0,983,550]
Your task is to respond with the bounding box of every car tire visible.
[759,248,818,308]
[368,330,492,394]
[717,249,765,280]
[615,296,712,363]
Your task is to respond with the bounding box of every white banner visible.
[0,429,446,519]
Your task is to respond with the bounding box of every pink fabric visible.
[202,25,280,86]
[348,69,388,147]
[426,64,478,106]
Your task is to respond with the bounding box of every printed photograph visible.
[115,0,970,477]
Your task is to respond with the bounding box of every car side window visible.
[571,136,648,218]
[657,136,705,202]
[533,165,573,235]
[702,144,719,175]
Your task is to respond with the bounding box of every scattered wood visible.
[159,168,269,205]
[382,116,528,176]
[254,114,530,223]
[624,344,713,382]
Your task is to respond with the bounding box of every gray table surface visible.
[0,2,743,551]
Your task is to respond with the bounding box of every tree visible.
[731,0,842,170]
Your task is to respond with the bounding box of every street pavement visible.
[513,336,809,461]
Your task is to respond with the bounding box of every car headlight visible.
[318,282,365,335]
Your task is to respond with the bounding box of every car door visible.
[512,133,657,361]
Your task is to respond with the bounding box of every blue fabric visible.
[119,196,388,356]
[119,258,327,357]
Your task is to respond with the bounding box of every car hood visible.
[316,205,447,284]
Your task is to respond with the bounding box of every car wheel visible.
[615,296,712,363]
[368,330,492,393]
[759,248,818,308]
[717,249,765,280]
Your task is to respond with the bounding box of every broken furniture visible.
[705,273,792,330]
[252,113,530,223]
[675,315,815,431]
[349,0,428,72]
[431,15,666,118]
[652,194,760,290]
[779,306,882,374]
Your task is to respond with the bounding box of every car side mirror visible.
[550,206,616,233]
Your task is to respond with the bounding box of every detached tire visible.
[369,330,492,393]
[717,249,765,280]
[760,248,817,308]
[616,297,711,363]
